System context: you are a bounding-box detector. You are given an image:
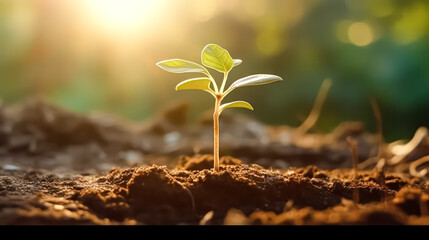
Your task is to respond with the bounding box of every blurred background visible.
[0,0,428,141]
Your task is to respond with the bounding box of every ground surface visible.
[0,100,428,225]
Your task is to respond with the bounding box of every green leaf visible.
[156,59,208,74]
[233,59,242,66]
[228,74,283,91]
[201,44,234,73]
[219,101,254,114]
[175,77,212,92]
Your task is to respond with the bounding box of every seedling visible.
[156,44,283,171]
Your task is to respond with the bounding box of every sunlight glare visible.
[80,0,166,35]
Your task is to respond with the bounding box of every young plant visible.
[156,44,283,171]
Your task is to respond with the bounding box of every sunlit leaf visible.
[219,101,253,114]
[233,59,242,66]
[228,74,283,91]
[201,44,234,73]
[156,59,207,74]
[175,77,212,92]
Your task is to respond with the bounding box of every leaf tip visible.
[155,60,168,69]
[271,75,284,81]
[233,59,243,67]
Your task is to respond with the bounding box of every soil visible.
[0,99,428,225]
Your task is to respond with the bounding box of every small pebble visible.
[164,131,181,144]
[2,164,21,171]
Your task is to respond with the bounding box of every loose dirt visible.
[0,100,428,225]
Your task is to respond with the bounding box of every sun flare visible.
[79,0,166,35]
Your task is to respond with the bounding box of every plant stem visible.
[213,94,221,172]
[219,72,229,93]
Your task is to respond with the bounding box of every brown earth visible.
[0,99,428,225]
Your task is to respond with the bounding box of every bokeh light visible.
[393,3,428,45]
[348,22,374,46]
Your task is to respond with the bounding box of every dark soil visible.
[0,99,428,225]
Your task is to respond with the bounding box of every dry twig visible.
[295,78,332,134]
[409,155,429,178]
[346,136,360,204]
[388,127,427,165]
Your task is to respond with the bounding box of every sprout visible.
[157,44,283,171]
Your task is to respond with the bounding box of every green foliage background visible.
[0,0,428,141]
